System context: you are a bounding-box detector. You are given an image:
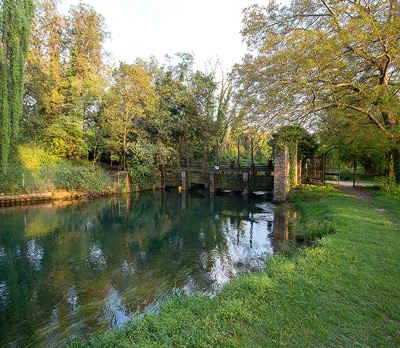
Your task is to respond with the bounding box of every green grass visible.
[0,143,112,194]
[295,218,335,243]
[67,185,400,348]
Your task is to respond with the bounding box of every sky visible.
[59,0,290,72]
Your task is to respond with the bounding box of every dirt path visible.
[326,181,373,200]
[327,181,390,214]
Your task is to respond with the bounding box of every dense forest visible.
[0,0,399,193]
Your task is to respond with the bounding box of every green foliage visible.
[23,0,108,162]
[378,178,400,195]
[24,0,67,124]
[340,167,353,181]
[234,0,400,183]
[295,219,335,243]
[319,115,391,177]
[0,144,110,194]
[103,62,158,170]
[0,0,34,173]
[125,142,164,189]
[279,241,297,258]
[39,115,89,159]
[52,163,110,193]
[270,125,318,160]
[127,163,159,190]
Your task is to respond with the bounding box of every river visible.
[0,188,294,347]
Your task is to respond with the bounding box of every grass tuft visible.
[295,218,335,243]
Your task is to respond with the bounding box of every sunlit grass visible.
[0,143,111,194]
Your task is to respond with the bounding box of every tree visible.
[197,61,233,144]
[23,1,108,160]
[24,0,67,127]
[270,125,319,160]
[234,0,400,182]
[65,2,108,123]
[103,62,158,170]
[0,0,34,172]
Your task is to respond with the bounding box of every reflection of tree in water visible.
[0,189,279,347]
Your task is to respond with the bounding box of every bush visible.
[377,176,400,194]
[52,163,111,194]
[295,218,335,243]
[0,144,111,194]
[127,162,160,190]
[340,167,353,181]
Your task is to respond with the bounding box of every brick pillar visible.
[274,145,289,203]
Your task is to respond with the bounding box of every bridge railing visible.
[182,165,274,174]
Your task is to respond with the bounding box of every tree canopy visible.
[234,0,400,182]
[103,62,158,170]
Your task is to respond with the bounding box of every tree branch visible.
[307,102,387,134]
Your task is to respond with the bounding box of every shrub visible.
[128,163,160,190]
[52,163,111,194]
[0,144,111,194]
[295,219,335,243]
[377,176,400,194]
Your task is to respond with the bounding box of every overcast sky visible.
[59,0,290,71]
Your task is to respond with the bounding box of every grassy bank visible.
[0,144,112,195]
[68,185,400,348]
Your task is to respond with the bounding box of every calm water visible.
[0,188,294,347]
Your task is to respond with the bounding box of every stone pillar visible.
[209,171,215,192]
[242,171,249,195]
[181,171,187,191]
[274,145,289,203]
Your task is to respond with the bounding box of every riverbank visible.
[66,185,400,347]
[0,144,117,199]
[0,190,95,206]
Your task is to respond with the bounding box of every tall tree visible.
[23,1,108,160]
[234,0,400,182]
[24,0,67,128]
[0,0,34,172]
[65,2,108,123]
[103,62,158,170]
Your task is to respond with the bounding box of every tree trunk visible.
[392,146,400,185]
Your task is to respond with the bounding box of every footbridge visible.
[162,164,274,194]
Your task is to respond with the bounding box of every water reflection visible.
[272,204,299,253]
[0,189,294,347]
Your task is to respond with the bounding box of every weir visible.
[161,164,274,194]
[161,143,300,203]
